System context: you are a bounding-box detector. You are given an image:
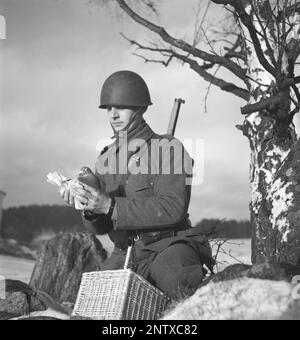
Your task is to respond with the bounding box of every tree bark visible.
[29,232,107,303]
[237,1,300,265]
[250,136,300,265]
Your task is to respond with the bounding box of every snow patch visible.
[260,146,289,185]
[261,168,273,185]
[266,146,289,163]
[250,148,262,214]
[286,168,294,177]
[245,4,252,15]
[241,7,276,89]
[288,13,300,40]
[246,112,262,128]
[267,178,294,242]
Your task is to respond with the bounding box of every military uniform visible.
[82,119,214,300]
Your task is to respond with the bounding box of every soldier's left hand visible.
[73,185,111,215]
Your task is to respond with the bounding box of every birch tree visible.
[96,0,300,266]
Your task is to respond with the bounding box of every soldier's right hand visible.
[59,185,75,207]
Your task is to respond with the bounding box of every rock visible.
[211,264,251,282]
[247,262,300,281]
[16,316,63,320]
[14,309,70,320]
[0,291,45,320]
[70,316,94,320]
[205,262,300,286]
[0,279,69,320]
[0,238,36,260]
[29,232,107,304]
[162,278,300,320]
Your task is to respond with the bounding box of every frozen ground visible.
[0,238,251,283]
[211,239,251,272]
[0,255,35,283]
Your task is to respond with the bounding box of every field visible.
[0,238,251,283]
[0,255,35,283]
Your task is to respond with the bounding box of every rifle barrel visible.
[167,98,185,136]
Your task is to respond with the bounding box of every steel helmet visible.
[99,70,152,108]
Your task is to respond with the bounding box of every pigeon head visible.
[77,167,99,189]
[78,167,93,177]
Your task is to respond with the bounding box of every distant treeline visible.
[1,205,252,245]
[195,218,252,239]
[1,205,82,245]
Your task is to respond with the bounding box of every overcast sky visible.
[0,0,273,223]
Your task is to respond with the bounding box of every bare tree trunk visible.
[237,1,300,265]
[245,107,300,265]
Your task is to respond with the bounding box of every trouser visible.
[148,242,204,300]
[101,242,204,301]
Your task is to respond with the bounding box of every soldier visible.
[61,70,214,300]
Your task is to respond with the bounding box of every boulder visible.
[162,278,300,320]
[247,262,300,281]
[199,262,300,288]
[0,291,45,320]
[29,232,107,304]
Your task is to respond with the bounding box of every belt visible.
[136,229,178,246]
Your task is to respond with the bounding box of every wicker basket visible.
[72,269,170,320]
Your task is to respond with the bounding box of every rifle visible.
[167,98,185,137]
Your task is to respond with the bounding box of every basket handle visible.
[123,245,133,270]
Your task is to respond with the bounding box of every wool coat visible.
[82,122,214,299]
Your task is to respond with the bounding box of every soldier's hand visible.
[59,185,76,207]
[73,185,111,215]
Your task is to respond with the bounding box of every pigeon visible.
[77,167,99,190]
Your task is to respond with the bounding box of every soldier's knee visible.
[150,263,204,301]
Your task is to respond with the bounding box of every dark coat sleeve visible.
[114,138,193,230]
[81,212,113,235]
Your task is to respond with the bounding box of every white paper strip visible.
[46,172,84,210]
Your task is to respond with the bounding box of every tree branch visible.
[278,1,300,20]
[224,47,247,62]
[241,96,282,115]
[121,33,250,101]
[133,52,173,67]
[221,34,247,62]
[116,0,248,82]
[250,2,277,67]
[211,0,277,77]
[292,84,300,104]
[165,54,250,100]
